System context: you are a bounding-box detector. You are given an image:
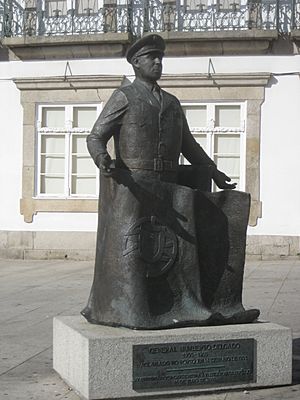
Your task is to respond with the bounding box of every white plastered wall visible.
[0,56,299,235]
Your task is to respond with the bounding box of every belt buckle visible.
[154,157,164,172]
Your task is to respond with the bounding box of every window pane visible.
[183,0,208,10]
[72,135,88,153]
[215,156,240,176]
[193,134,207,151]
[45,0,67,16]
[184,107,207,127]
[73,107,97,129]
[42,108,65,128]
[215,106,240,127]
[76,0,99,14]
[40,176,64,194]
[214,135,240,154]
[41,135,65,154]
[72,156,96,174]
[41,155,65,174]
[72,176,96,195]
[220,0,240,10]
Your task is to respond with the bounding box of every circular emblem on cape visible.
[123,216,177,278]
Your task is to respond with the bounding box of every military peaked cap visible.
[126,34,165,63]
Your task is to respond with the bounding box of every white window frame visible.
[181,101,246,191]
[180,0,245,9]
[35,103,102,199]
[42,0,104,14]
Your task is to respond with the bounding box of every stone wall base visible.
[0,231,96,261]
[246,235,300,260]
[53,316,292,400]
[0,231,299,261]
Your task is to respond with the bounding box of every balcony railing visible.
[0,0,299,38]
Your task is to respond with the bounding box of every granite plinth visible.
[53,316,292,400]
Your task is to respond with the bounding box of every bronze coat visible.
[82,80,257,329]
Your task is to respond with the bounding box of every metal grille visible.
[0,0,298,38]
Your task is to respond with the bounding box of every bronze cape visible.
[82,79,259,329]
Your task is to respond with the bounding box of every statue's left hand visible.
[212,168,237,190]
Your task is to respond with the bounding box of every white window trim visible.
[181,101,246,191]
[35,103,102,199]
[15,73,268,224]
[42,0,105,12]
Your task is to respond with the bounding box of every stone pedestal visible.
[53,316,292,400]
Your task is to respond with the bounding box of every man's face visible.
[133,51,163,83]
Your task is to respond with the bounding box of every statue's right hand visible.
[98,153,113,177]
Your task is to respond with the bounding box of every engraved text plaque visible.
[133,339,255,390]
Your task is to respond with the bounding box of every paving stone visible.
[0,260,299,400]
[0,348,80,400]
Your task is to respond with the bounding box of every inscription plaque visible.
[133,339,255,390]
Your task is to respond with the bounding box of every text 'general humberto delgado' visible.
[133,339,255,390]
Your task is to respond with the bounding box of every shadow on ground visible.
[293,338,300,384]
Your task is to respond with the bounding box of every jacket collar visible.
[132,78,174,113]
[133,78,160,109]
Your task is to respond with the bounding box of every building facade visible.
[0,0,299,259]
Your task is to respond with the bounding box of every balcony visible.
[0,0,298,59]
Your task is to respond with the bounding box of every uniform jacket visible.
[87,78,215,172]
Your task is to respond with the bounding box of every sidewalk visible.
[0,259,299,400]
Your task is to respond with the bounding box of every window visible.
[16,74,266,224]
[181,102,245,191]
[181,0,241,10]
[45,0,68,17]
[44,0,104,17]
[36,104,101,198]
[75,0,101,15]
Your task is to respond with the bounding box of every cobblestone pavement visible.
[0,259,300,400]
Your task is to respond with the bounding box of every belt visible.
[121,158,177,172]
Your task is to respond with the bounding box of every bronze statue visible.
[81,34,259,329]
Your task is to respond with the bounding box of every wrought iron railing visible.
[0,1,3,36]
[0,0,299,38]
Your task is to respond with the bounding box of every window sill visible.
[33,195,98,200]
[20,197,98,223]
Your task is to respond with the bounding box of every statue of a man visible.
[82,34,259,329]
